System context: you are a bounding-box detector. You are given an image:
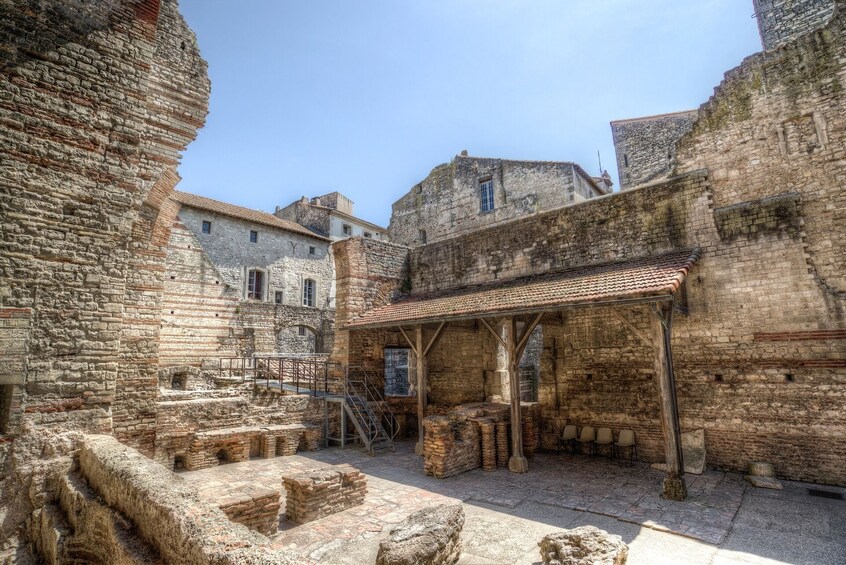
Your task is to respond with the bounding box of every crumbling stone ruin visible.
[282,463,367,524]
[1,0,846,562]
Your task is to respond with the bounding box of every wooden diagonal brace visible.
[479,318,507,348]
[397,326,418,355]
[423,321,447,358]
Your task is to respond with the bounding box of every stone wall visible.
[339,157,846,483]
[160,218,334,367]
[0,0,209,446]
[277,197,333,237]
[283,463,367,524]
[0,308,30,435]
[154,387,328,469]
[610,111,698,190]
[388,154,605,247]
[753,0,836,50]
[407,172,709,294]
[177,204,335,308]
[675,2,846,299]
[77,434,297,564]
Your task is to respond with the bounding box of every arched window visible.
[302,278,316,307]
[247,269,264,300]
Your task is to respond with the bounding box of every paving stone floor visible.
[184,440,846,564]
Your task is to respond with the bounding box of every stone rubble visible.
[376,503,465,565]
[538,525,629,565]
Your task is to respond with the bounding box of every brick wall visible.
[753,0,836,50]
[0,0,209,440]
[611,111,698,190]
[388,154,603,247]
[154,388,328,467]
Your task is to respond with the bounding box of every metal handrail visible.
[218,355,339,397]
[345,366,400,441]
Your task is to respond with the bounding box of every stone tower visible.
[753,0,836,50]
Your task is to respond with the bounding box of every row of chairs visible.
[558,425,638,462]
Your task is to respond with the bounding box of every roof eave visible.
[341,292,676,331]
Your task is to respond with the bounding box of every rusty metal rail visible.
[218,355,341,397]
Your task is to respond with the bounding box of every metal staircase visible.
[343,366,398,455]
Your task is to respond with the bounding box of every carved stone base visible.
[508,455,529,473]
[415,441,424,456]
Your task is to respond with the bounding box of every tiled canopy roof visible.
[172,191,328,241]
[344,248,700,329]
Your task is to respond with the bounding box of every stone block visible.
[283,464,366,524]
[538,525,628,565]
[376,503,465,565]
[745,475,783,489]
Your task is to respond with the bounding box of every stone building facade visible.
[753,0,836,50]
[610,110,698,190]
[387,153,610,247]
[160,191,336,366]
[277,191,388,241]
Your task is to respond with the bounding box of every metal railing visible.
[218,355,340,397]
[344,366,400,449]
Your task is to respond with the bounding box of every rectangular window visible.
[479,179,494,212]
[309,246,316,255]
[302,278,315,307]
[342,224,352,236]
[363,231,372,238]
[274,291,283,304]
[201,220,211,234]
[298,326,307,337]
[247,269,264,300]
[249,230,258,243]
[384,348,413,396]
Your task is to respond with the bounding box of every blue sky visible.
[177,1,762,228]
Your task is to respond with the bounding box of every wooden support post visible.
[415,325,426,456]
[507,317,528,473]
[650,301,687,501]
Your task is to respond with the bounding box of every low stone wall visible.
[283,464,367,525]
[217,489,281,537]
[155,388,328,470]
[187,423,320,470]
[77,434,299,564]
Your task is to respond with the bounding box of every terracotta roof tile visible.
[345,248,700,329]
[172,191,328,241]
